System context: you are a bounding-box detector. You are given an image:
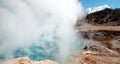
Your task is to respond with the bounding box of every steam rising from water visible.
[0,0,83,62]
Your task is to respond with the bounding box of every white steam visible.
[0,0,83,62]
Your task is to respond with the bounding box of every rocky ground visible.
[1,47,120,64]
[76,8,120,53]
[0,57,59,64]
[69,45,120,64]
[73,8,120,64]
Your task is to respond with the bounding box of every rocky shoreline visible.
[1,46,120,64]
[69,45,120,64]
[0,57,59,64]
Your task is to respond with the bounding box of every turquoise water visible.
[0,34,59,61]
[0,45,59,61]
[0,35,86,62]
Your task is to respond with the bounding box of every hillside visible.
[72,8,120,64]
[77,8,120,53]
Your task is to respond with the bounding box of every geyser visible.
[0,0,83,63]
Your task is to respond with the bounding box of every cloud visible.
[86,4,110,14]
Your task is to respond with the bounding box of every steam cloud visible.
[0,0,83,63]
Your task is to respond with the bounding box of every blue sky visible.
[79,0,120,9]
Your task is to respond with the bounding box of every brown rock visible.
[0,57,59,64]
[69,45,120,64]
[76,8,120,53]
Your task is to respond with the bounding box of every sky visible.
[79,0,120,9]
